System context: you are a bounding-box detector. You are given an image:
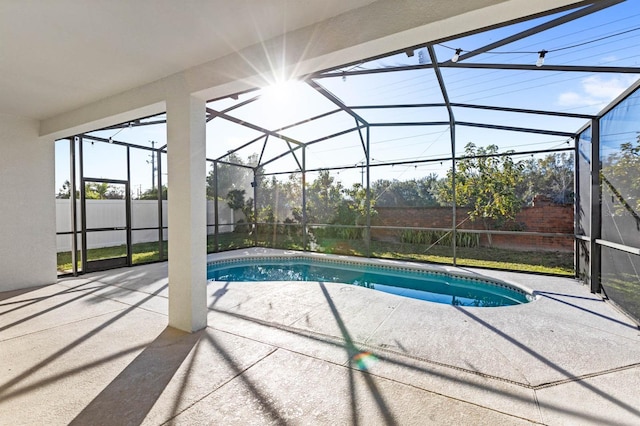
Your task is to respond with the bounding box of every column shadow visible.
[0,285,50,303]
[455,306,640,419]
[0,284,168,396]
[199,332,286,424]
[209,281,230,308]
[317,282,398,426]
[70,326,201,425]
[213,306,630,425]
[536,291,639,330]
[0,278,109,331]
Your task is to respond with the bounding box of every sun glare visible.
[262,80,305,105]
[259,80,308,127]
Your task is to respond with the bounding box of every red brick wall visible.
[372,202,574,252]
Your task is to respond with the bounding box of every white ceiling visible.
[0,0,377,120]
[0,0,582,128]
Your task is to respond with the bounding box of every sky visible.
[55,0,640,196]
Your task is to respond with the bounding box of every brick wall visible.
[372,198,574,252]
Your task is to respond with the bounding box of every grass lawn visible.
[57,241,167,273]
[58,233,574,276]
[600,273,640,321]
[311,238,574,276]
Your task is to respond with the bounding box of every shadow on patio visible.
[1,260,639,425]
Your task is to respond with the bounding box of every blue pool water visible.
[207,258,532,307]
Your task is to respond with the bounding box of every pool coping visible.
[206,247,537,301]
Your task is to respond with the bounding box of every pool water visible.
[207,259,532,307]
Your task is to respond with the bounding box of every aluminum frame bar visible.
[450,103,595,119]
[257,135,270,166]
[272,109,343,133]
[351,102,594,119]
[441,63,640,74]
[306,126,367,147]
[456,121,575,137]
[369,121,450,127]
[258,146,575,177]
[306,80,369,126]
[590,118,601,293]
[209,158,255,169]
[450,0,624,64]
[215,134,267,162]
[259,143,304,169]
[206,107,304,146]
[285,140,303,171]
[428,45,457,265]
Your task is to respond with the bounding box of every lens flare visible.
[352,351,379,370]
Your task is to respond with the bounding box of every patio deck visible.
[1,248,639,425]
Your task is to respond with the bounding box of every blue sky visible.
[55,0,640,195]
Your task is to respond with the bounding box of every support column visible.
[365,126,371,257]
[166,89,207,332]
[213,161,219,253]
[590,119,601,293]
[427,45,457,266]
[253,169,258,247]
[302,147,307,251]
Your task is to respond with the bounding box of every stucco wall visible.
[0,114,57,291]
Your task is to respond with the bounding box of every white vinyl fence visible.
[56,199,234,252]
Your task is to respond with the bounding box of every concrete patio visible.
[1,248,639,425]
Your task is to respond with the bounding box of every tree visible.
[600,136,640,221]
[83,182,124,200]
[104,185,125,200]
[306,170,344,223]
[56,180,73,199]
[226,189,254,231]
[226,188,247,211]
[330,183,376,239]
[206,153,253,200]
[85,182,106,200]
[279,173,302,220]
[518,153,574,205]
[57,180,126,200]
[372,174,440,207]
[439,142,524,244]
[138,185,167,200]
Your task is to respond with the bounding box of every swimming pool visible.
[207,256,534,307]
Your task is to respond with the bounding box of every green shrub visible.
[399,229,479,248]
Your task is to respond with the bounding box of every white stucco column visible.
[0,114,57,291]
[166,86,207,332]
